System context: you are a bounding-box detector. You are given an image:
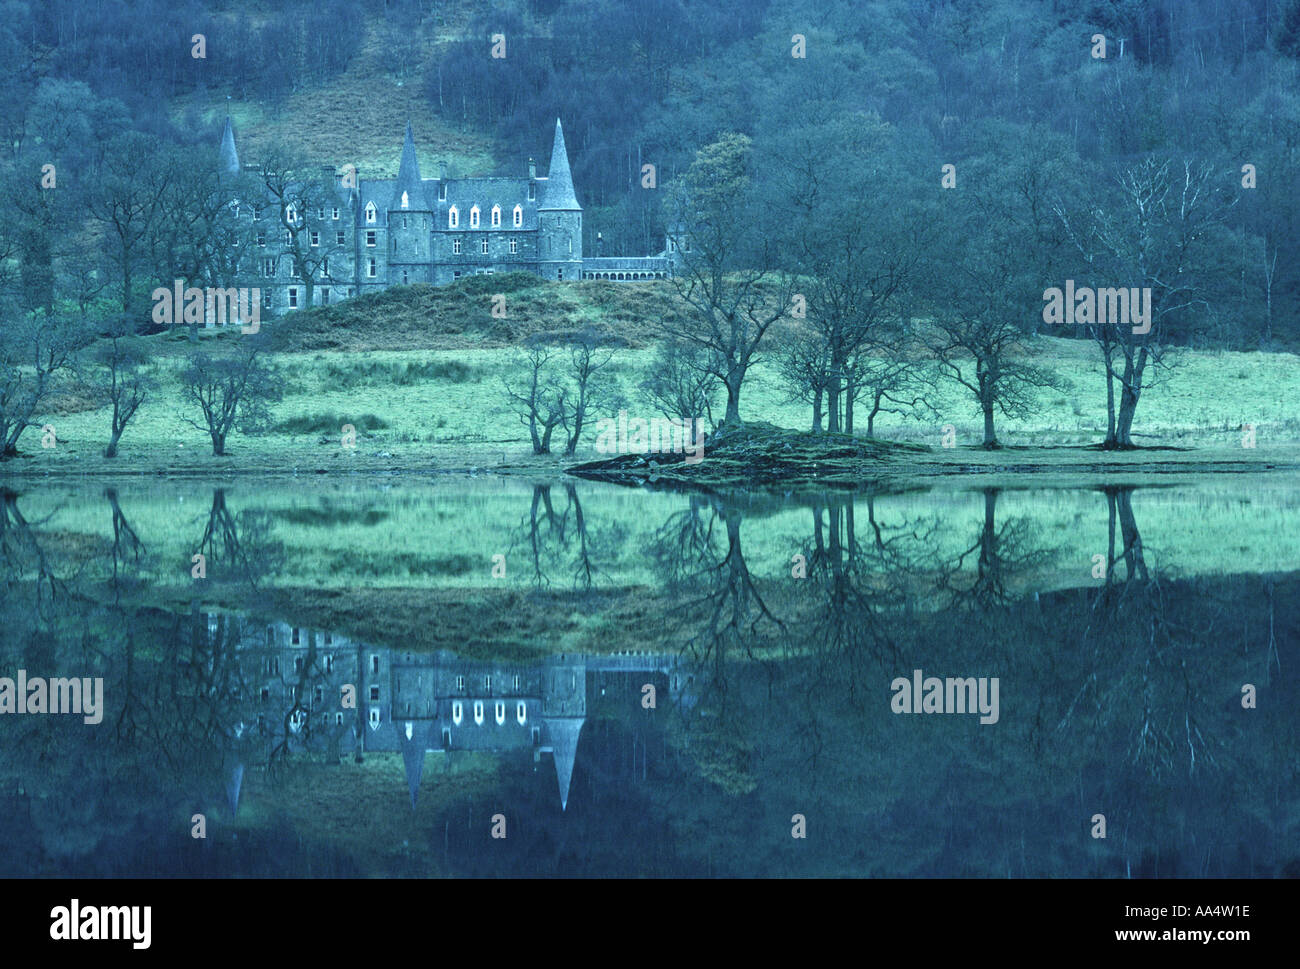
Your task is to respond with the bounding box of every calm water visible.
[0,476,1297,877]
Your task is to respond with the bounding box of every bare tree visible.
[180,339,281,456]
[92,320,152,458]
[504,343,567,455]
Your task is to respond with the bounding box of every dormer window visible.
[401,191,409,210]
[491,205,501,228]
[448,206,459,229]
[285,204,297,225]
[469,206,480,228]
[365,202,376,224]
[473,700,484,725]
[516,702,526,725]
[513,205,523,227]
[452,701,463,725]
[494,702,505,725]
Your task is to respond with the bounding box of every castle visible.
[218,118,677,317]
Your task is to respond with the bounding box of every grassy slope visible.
[14,276,1300,478]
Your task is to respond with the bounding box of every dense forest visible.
[2,0,1300,458]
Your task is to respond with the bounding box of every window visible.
[268,657,280,675]
[453,271,462,279]
[365,230,376,247]
[513,674,520,690]
[481,238,489,254]
[324,654,334,672]
[452,701,463,725]
[401,191,409,209]
[485,675,492,691]
[367,257,377,277]
[473,700,484,725]
[456,675,464,691]
[317,208,324,220]
[368,708,380,728]
[495,702,505,725]
[332,207,339,220]
[314,685,323,702]
[469,206,480,228]
[509,238,517,254]
[516,702,526,725]
[284,230,292,245]
[452,239,461,255]
[402,216,408,229]
[332,230,343,247]
[557,268,563,280]
[262,290,273,310]
[321,288,330,305]
[448,206,459,228]
[370,685,380,701]
[402,269,409,285]
[347,288,354,296]
[287,287,298,308]
[365,202,376,224]
[256,232,265,247]
[285,204,297,225]
[490,205,501,228]
[262,258,276,278]
[371,655,380,674]
[513,205,523,227]
[320,258,329,276]
[288,257,296,276]
[310,230,319,247]
[568,237,573,254]
[260,687,270,701]
[324,634,332,646]
[252,206,262,221]
[336,712,344,724]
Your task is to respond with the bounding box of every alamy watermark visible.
[0,671,103,724]
[593,410,707,464]
[1042,281,1152,335]
[152,280,261,332]
[890,669,999,724]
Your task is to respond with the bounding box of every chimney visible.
[439,161,447,181]
[596,232,603,257]
[528,157,536,179]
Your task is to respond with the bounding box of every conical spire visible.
[391,121,425,210]
[219,117,240,175]
[539,118,581,211]
[547,718,584,811]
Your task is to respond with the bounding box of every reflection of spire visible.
[547,718,584,811]
[226,763,244,818]
[219,117,239,175]
[399,725,424,810]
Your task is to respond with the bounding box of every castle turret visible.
[538,119,582,281]
[388,121,431,281]
[219,117,239,175]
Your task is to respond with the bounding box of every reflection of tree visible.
[512,483,623,590]
[193,488,284,591]
[935,489,1055,611]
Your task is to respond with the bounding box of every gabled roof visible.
[539,119,581,211]
[219,117,240,175]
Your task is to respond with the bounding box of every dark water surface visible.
[1,476,1296,877]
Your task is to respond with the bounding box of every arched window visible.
[490,205,501,228]
[365,202,376,224]
[512,205,523,228]
[494,702,505,725]
[401,191,409,210]
[368,708,380,728]
[452,701,463,725]
[469,206,480,228]
[473,700,484,725]
[448,206,459,229]
[516,702,526,725]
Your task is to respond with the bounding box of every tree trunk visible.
[982,404,996,448]
[812,387,823,433]
[826,374,840,433]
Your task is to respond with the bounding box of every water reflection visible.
[0,478,1295,877]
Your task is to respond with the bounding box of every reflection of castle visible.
[236,619,689,811]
